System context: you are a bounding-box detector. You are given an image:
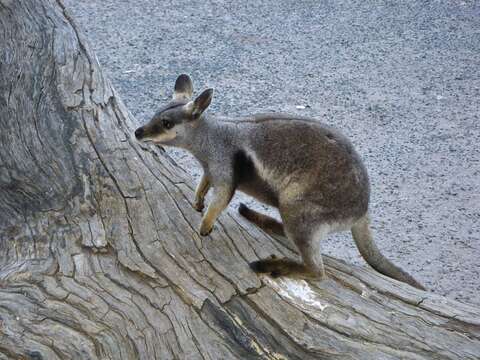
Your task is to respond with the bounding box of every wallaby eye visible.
[162,119,173,129]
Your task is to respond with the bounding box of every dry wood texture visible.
[0,1,479,359]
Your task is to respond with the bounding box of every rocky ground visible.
[64,0,480,305]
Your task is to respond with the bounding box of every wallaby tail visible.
[238,203,286,237]
[351,215,426,290]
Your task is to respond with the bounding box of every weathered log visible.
[0,1,479,359]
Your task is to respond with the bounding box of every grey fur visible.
[135,75,425,289]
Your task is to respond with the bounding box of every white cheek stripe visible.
[152,123,186,143]
[152,131,177,143]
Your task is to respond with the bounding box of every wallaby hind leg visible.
[250,208,327,279]
[238,203,285,237]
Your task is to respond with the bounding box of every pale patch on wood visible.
[265,277,329,311]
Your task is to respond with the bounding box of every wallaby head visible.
[134,74,213,146]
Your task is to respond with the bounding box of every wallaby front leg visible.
[199,186,233,236]
[193,174,210,212]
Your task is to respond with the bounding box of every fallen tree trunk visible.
[0,1,479,359]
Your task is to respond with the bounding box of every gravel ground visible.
[64,0,480,306]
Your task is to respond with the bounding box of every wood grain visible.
[0,1,479,359]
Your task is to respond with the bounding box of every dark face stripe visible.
[156,101,186,116]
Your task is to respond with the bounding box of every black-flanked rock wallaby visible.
[135,74,425,290]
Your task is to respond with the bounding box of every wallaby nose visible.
[135,127,144,139]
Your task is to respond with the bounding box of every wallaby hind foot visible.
[249,256,324,279]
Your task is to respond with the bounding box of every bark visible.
[0,1,479,359]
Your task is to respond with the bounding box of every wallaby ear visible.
[173,74,193,100]
[190,88,213,119]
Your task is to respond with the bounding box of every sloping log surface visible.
[0,1,479,359]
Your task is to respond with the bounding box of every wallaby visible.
[135,74,425,290]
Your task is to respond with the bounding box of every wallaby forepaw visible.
[193,201,205,212]
[200,228,212,236]
[199,223,213,236]
[200,229,213,236]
